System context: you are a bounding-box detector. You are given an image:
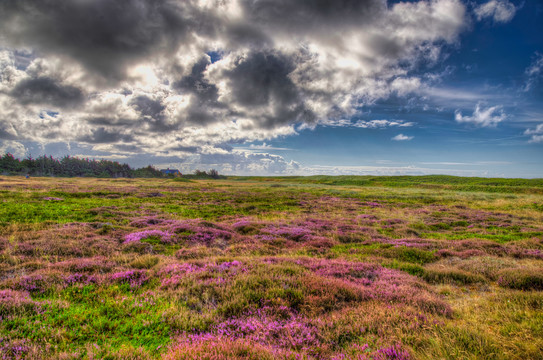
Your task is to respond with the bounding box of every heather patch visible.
[0,338,34,360]
[497,268,543,290]
[63,273,98,287]
[124,230,173,244]
[52,256,115,273]
[109,269,149,288]
[0,289,40,316]
[17,274,50,294]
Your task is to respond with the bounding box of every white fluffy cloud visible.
[0,140,26,158]
[474,0,517,23]
[524,123,543,143]
[160,150,301,176]
[353,120,415,129]
[391,134,414,141]
[455,103,506,127]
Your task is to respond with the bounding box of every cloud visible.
[0,140,26,158]
[353,120,415,129]
[391,134,414,141]
[523,53,543,92]
[72,154,130,161]
[524,123,543,143]
[0,0,198,82]
[161,150,302,176]
[474,0,517,23]
[300,164,490,177]
[77,127,134,144]
[455,103,506,127]
[10,77,84,108]
[215,50,316,129]
[247,143,293,151]
[0,0,468,159]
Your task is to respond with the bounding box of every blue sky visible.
[0,0,542,177]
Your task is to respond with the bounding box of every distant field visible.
[0,175,542,359]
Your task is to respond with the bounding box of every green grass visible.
[231,175,543,194]
[2,285,173,355]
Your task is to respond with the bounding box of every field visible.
[0,175,542,360]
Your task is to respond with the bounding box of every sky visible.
[0,0,542,177]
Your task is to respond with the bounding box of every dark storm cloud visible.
[239,0,385,32]
[130,95,178,132]
[0,0,199,80]
[77,127,134,144]
[224,22,272,48]
[222,51,315,128]
[10,77,84,108]
[87,117,135,127]
[174,57,224,124]
[113,144,142,153]
[168,145,200,153]
[132,96,165,119]
[175,57,220,103]
[0,128,18,140]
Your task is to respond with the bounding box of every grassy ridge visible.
[230,175,543,194]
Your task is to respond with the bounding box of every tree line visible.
[0,153,164,178]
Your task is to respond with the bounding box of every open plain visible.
[0,175,542,359]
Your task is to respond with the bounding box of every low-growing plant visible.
[497,268,543,290]
[130,255,160,269]
[422,267,486,285]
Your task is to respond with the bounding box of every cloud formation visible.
[0,0,471,172]
[455,103,506,127]
[391,134,414,141]
[524,53,543,92]
[474,0,517,23]
[353,120,415,129]
[524,124,543,143]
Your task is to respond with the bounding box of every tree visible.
[208,169,220,179]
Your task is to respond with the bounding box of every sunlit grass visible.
[0,175,541,359]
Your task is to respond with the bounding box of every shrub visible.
[383,260,425,277]
[124,230,173,244]
[131,255,160,269]
[123,241,154,254]
[109,269,149,288]
[387,247,436,265]
[176,246,223,260]
[453,256,519,280]
[497,268,543,290]
[422,268,486,285]
[164,337,282,360]
[0,289,40,316]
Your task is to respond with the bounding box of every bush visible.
[164,338,279,360]
[497,268,543,290]
[422,268,486,285]
[388,247,436,265]
[131,255,160,269]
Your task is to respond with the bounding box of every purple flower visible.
[110,270,149,288]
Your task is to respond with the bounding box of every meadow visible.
[0,175,542,360]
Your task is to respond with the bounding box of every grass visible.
[0,175,541,359]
